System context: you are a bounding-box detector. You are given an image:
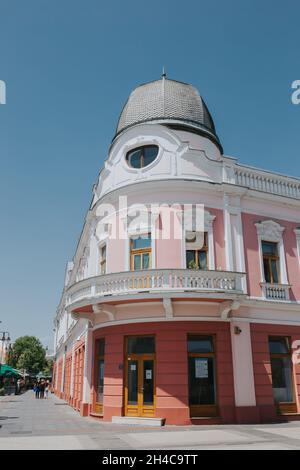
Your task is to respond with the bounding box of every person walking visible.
[39,380,45,399]
[45,381,49,399]
[34,381,40,399]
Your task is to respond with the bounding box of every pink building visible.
[53,76,300,425]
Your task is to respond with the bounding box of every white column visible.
[294,229,300,267]
[61,351,66,394]
[223,194,234,271]
[230,321,256,407]
[82,325,93,403]
[70,345,75,398]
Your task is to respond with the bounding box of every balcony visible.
[261,282,291,301]
[66,269,246,310]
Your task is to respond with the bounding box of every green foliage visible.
[43,358,53,376]
[7,336,47,375]
[188,260,198,269]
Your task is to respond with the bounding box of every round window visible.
[126,145,159,169]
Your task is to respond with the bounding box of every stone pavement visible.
[2,391,300,449]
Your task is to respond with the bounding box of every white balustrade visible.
[261,283,290,301]
[66,269,245,306]
[234,167,300,199]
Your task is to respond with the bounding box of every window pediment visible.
[255,220,285,243]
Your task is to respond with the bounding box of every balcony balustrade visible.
[261,282,291,301]
[66,269,246,309]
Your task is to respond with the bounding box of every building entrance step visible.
[112,416,165,426]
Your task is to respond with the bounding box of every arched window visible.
[126,145,159,169]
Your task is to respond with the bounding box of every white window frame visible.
[182,210,216,270]
[123,209,159,271]
[255,220,288,285]
[97,241,107,275]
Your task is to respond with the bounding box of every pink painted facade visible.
[53,76,300,425]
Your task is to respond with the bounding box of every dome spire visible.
[161,66,166,116]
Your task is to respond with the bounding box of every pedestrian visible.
[34,381,40,399]
[39,380,45,399]
[45,381,49,399]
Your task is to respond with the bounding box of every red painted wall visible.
[72,339,85,410]
[63,352,72,402]
[93,321,235,425]
[251,323,300,422]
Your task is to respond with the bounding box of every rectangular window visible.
[187,335,217,416]
[269,337,294,405]
[127,335,155,354]
[262,241,279,283]
[99,244,106,275]
[130,234,151,271]
[186,232,208,270]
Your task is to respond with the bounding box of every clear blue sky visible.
[0,0,299,349]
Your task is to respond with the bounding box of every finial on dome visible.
[161,66,166,78]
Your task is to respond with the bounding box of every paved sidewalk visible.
[1,391,300,449]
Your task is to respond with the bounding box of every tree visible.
[7,336,47,374]
[43,358,53,376]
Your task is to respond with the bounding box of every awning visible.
[0,364,22,377]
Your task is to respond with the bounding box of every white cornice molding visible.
[255,219,285,242]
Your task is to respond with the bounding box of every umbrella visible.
[0,364,21,378]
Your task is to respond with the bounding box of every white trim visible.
[61,353,66,394]
[231,316,300,326]
[89,314,300,332]
[91,316,231,331]
[82,326,92,403]
[294,228,300,268]
[96,239,108,276]
[255,220,288,286]
[70,346,75,398]
[183,210,216,270]
[122,210,159,271]
[230,321,256,406]
[224,195,234,271]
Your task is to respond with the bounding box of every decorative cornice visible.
[255,219,285,242]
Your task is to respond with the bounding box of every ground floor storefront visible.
[53,320,300,425]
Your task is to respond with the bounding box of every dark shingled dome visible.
[114,77,222,150]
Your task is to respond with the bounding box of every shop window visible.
[269,336,296,413]
[127,335,155,354]
[187,335,218,417]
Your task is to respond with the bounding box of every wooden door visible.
[125,354,155,417]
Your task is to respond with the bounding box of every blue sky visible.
[0,0,299,349]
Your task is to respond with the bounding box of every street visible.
[1,391,300,449]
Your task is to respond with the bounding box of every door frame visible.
[187,334,219,417]
[93,338,105,415]
[124,337,156,417]
[269,336,298,414]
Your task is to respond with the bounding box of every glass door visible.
[94,339,105,414]
[269,336,297,414]
[188,335,218,417]
[125,336,155,417]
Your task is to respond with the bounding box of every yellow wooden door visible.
[125,354,155,417]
